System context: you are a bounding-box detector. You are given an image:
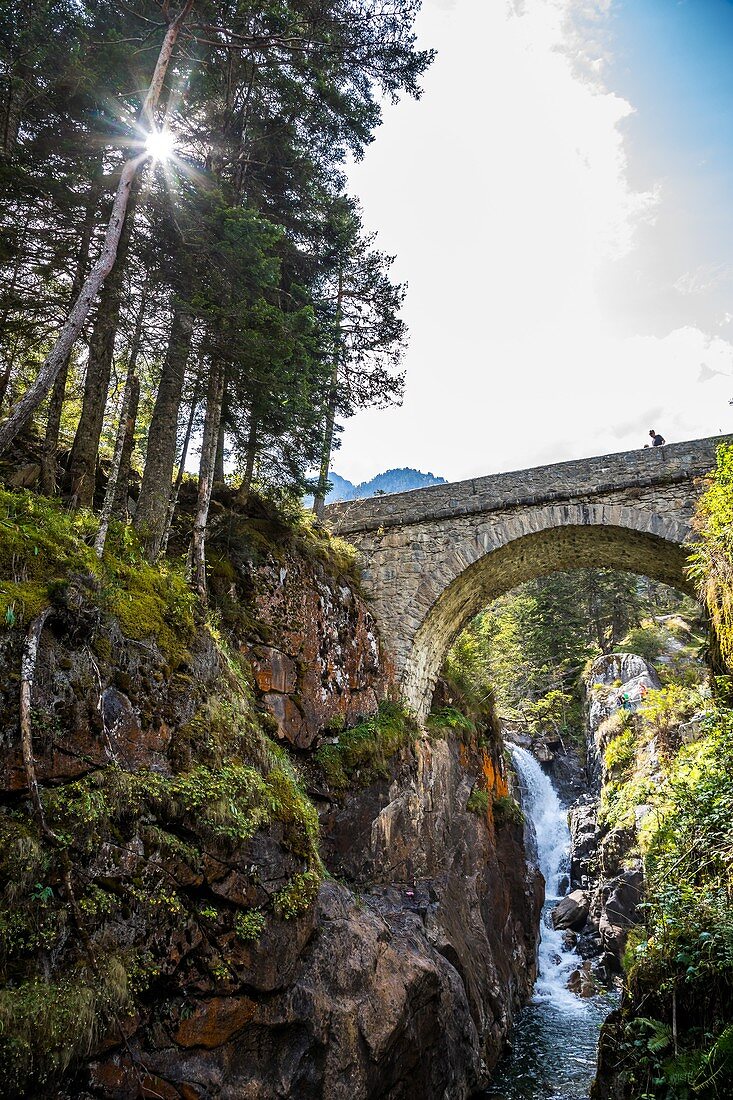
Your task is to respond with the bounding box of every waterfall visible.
[510,744,587,1014]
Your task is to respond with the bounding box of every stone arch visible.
[400,503,696,718]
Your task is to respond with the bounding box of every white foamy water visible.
[510,745,587,1014]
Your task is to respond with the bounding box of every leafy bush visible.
[604,728,636,772]
[638,683,702,739]
[492,793,523,827]
[617,624,667,663]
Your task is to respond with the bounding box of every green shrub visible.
[604,729,636,772]
[234,909,266,941]
[638,683,703,739]
[466,788,489,815]
[314,701,418,792]
[492,793,524,827]
[617,624,667,663]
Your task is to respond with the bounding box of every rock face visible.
[320,733,544,1088]
[585,652,659,794]
[0,512,541,1100]
[101,732,542,1100]
[210,527,389,748]
[563,653,654,975]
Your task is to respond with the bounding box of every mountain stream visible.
[481,745,615,1100]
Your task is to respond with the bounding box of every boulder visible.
[568,960,596,998]
[551,890,589,931]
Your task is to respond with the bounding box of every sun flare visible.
[145,127,176,162]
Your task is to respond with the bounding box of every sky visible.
[333,0,733,485]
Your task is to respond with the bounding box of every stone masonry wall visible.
[324,438,724,716]
[326,437,722,535]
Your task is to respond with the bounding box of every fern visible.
[637,1017,673,1056]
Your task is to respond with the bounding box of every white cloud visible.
[336,0,733,484]
[674,263,733,296]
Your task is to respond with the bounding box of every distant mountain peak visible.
[325,467,446,503]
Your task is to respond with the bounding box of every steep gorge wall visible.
[0,495,540,1099]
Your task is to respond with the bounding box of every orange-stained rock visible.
[250,645,297,693]
[89,1058,180,1099]
[235,551,390,748]
[174,996,257,1048]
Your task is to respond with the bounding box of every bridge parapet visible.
[326,437,724,535]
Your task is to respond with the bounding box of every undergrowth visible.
[314,700,418,791]
[0,488,195,665]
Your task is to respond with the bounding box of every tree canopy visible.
[0,0,429,581]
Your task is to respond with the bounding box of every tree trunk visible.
[313,270,343,520]
[20,608,53,834]
[112,375,140,518]
[41,159,105,495]
[94,289,148,553]
[191,360,225,602]
[94,370,136,558]
[214,411,226,483]
[0,0,194,456]
[159,388,199,556]
[68,180,140,507]
[233,412,258,508]
[0,362,11,412]
[134,304,194,559]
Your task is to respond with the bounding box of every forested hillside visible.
[0,0,431,566]
[444,568,700,747]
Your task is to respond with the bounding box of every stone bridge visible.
[325,437,725,719]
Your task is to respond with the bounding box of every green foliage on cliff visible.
[600,708,733,1098]
[0,495,330,1095]
[314,701,418,792]
[604,728,636,773]
[0,488,195,664]
[688,442,733,676]
[466,788,490,815]
[0,961,130,1094]
[595,448,733,1099]
[206,491,361,586]
[492,793,524,828]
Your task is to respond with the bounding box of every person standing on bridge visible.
[649,429,666,447]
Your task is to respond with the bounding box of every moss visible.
[0,960,129,1098]
[0,491,195,666]
[426,705,475,740]
[0,581,49,625]
[206,492,361,587]
[272,870,320,920]
[466,788,490,815]
[106,552,195,668]
[492,793,524,827]
[314,701,418,793]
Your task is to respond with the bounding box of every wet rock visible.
[569,797,600,887]
[551,890,589,931]
[599,868,643,959]
[567,960,596,998]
